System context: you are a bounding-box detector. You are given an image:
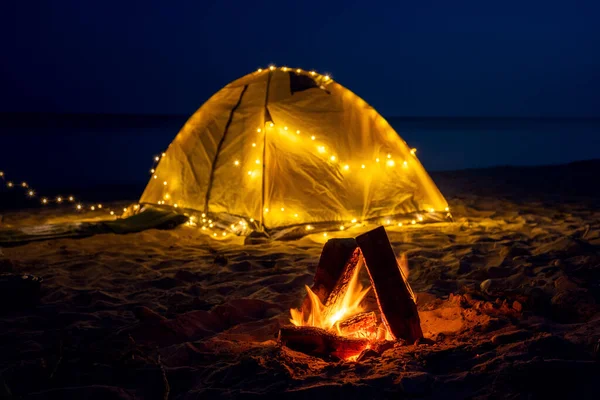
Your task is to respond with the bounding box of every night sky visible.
[2,0,599,117]
[1,1,600,190]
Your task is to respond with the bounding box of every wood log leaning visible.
[356,226,423,343]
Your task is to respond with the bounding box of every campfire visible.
[279,226,423,360]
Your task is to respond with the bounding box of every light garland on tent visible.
[146,65,452,238]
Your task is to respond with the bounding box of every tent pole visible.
[259,71,273,232]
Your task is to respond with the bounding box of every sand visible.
[1,165,599,399]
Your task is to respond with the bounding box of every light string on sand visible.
[0,169,121,218]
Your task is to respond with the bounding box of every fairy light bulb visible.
[324,75,330,81]
[418,215,423,221]
[255,159,260,164]
[269,122,274,127]
[296,130,300,134]
[97,204,102,209]
[386,219,391,225]
[339,225,345,230]
[234,160,240,166]
[250,218,254,222]
[323,233,328,237]
[311,135,315,140]
[90,206,95,211]
[155,156,160,161]
[398,222,403,227]
[153,175,158,179]
[351,218,357,223]
[445,207,450,212]
[317,146,326,153]
[330,155,336,162]
[0,171,3,177]
[310,71,316,75]
[41,198,48,204]
[252,143,256,147]
[77,204,83,210]
[280,207,284,211]
[7,182,13,187]
[162,153,166,157]
[376,158,380,163]
[22,182,28,188]
[306,225,313,230]
[68,196,74,202]
[27,190,34,197]
[411,220,416,225]
[174,203,178,208]
[361,164,366,169]
[56,197,63,203]
[213,232,217,236]
[163,181,167,186]
[209,223,214,227]
[230,224,235,229]
[410,148,417,155]
[403,161,408,167]
[110,211,115,215]
[343,164,349,171]
[387,154,392,159]
[257,68,262,72]
[164,194,170,199]
[296,68,301,73]
[247,171,252,176]
[269,65,275,71]
[284,126,288,131]
[386,160,395,167]
[201,213,206,218]
[429,208,435,213]
[282,67,288,71]
[150,169,155,173]
[222,232,226,236]
[294,213,298,218]
[123,208,127,212]
[264,207,269,213]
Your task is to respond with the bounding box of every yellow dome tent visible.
[140,67,448,234]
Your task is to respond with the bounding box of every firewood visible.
[279,325,369,360]
[336,311,378,339]
[356,226,423,342]
[301,238,359,314]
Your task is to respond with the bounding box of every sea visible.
[1,114,599,202]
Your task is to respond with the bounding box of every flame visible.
[290,258,371,332]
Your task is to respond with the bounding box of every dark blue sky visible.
[1,0,599,117]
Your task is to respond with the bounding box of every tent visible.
[140,67,449,234]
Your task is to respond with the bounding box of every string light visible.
[7,182,13,187]
[41,198,48,204]
[351,219,357,223]
[153,175,158,179]
[77,204,83,210]
[339,225,345,230]
[56,197,63,203]
[255,159,260,164]
[317,146,326,153]
[150,168,155,173]
[97,204,102,209]
[330,155,336,162]
[296,68,301,73]
[27,190,34,197]
[445,207,450,212]
[410,148,417,155]
[22,182,28,188]
[411,220,416,225]
[154,156,160,161]
[398,222,403,227]
[269,65,275,71]
[324,75,330,81]
[257,68,262,72]
[269,122,274,127]
[343,165,349,171]
[68,196,74,202]
[306,225,313,230]
[163,181,167,186]
[386,160,395,167]
[234,160,240,166]
[257,128,262,132]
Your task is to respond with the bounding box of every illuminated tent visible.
[140,67,448,232]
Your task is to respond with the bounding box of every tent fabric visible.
[140,68,448,229]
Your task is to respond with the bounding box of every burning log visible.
[279,325,369,360]
[337,311,378,339]
[301,238,360,315]
[356,226,423,343]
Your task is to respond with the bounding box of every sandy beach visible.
[1,163,599,399]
